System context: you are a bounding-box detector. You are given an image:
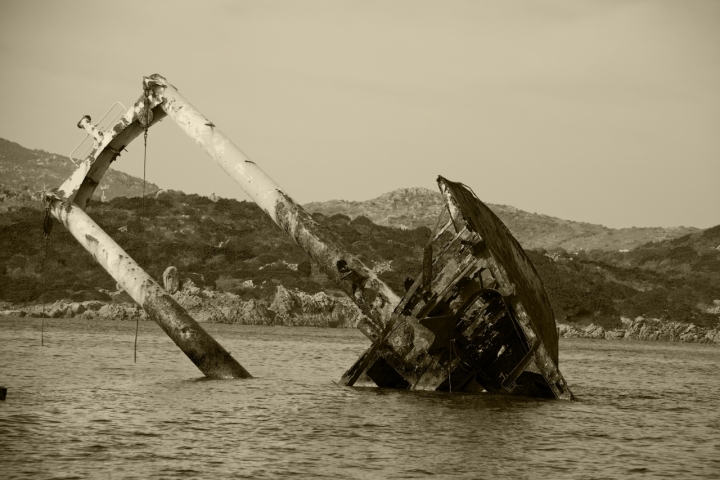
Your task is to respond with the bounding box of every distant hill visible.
[0,137,158,210]
[304,187,699,252]
[2,136,698,253]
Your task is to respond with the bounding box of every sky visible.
[0,0,718,229]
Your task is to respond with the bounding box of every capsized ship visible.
[339,177,574,400]
[48,74,572,399]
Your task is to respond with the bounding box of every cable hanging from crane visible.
[134,90,152,364]
[40,202,53,347]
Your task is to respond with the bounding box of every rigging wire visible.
[134,95,151,363]
[40,205,53,346]
[448,339,453,393]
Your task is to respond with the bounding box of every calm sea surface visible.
[1,317,718,479]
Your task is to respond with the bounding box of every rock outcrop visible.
[172,284,364,328]
[2,281,367,329]
[163,266,180,294]
[0,299,147,322]
[268,285,361,327]
[557,316,720,344]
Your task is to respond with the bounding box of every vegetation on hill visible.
[0,191,427,306]
[1,190,717,329]
[530,235,720,329]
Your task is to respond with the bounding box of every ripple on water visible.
[0,318,719,479]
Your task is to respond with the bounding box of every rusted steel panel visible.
[437,177,560,365]
[338,280,424,386]
[48,199,251,379]
[340,177,573,399]
[273,196,400,338]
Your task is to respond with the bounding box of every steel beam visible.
[48,198,251,379]
[145,74,400,340]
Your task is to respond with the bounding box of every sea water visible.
[1,317,718,479]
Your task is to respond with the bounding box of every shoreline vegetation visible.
[3,281,719,345]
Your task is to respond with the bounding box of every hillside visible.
[529,229,720,328]
[0,137,158,210]
[0,189,718,329]
[304,187,699,252]
[0,192,428,305]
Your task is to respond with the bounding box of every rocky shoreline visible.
[2,283,718,345]
[0,283,366,329]
[557,317,720,345]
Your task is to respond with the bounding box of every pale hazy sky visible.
[1,0,718,228]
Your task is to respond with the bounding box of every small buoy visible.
[0,387,6,401]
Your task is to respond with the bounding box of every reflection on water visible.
[1,317,719,479]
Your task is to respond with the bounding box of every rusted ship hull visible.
[339,177,573,400]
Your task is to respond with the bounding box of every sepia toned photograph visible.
[1,1,718,478]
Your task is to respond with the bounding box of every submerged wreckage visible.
[340,178,573,399]
[48,75,572,400]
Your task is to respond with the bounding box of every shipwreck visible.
[46,74,573,400]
